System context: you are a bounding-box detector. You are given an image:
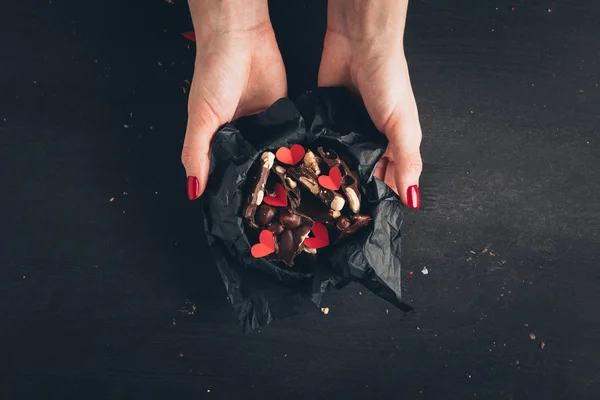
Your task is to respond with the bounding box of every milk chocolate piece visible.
[317,147,361,213]
[244,152,275,228]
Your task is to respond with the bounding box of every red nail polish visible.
[187,176,200,200]
[407,185,420,209]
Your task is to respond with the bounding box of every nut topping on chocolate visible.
[303,150,321,175]
[245,146,371,266]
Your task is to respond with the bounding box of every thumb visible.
[181,98,222,201]
[387,110,423,209]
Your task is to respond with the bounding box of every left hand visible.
[318,0,423,208]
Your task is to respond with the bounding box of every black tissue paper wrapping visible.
[201,88,413,331]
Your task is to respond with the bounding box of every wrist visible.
[326,0,408,44]
[188,0,271,39]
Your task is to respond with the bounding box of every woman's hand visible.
[318,0,422,208]
[183,0,286,200]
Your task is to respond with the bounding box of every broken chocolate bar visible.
[317,147,361,213]
[287,163,346,212]
[245,145,371,266]
[271,161,301,210]
[244,152,275,229]
[270,212,314,266]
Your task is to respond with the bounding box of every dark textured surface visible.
[1,0,599,398]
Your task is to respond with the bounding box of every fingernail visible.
[407,185,420,209]
[187,176,200,200]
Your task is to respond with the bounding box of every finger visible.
[384,158,399,195]
[181,96,221,201]
[386,109,423,208]
[374,148,400,196]
[373,152,389,182]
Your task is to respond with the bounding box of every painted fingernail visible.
[187,176,200,200]
[407,185,420,209]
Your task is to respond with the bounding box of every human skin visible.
[183,0,422,208]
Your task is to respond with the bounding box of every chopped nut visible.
[303,150,321,175]
[529,333,536,340]
[286,177,297,189]
[256,190,264,205]
[299,176,319,195]
[329,210,341,219]
[303,246,317,255]
[320,307,329,315]
[275,165,286,174]
[344,187,360,213]
[261,152,275,169]
[330,194,346,211]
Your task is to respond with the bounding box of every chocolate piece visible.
[277,229,296,264]
[271,161,301,210]
[244,152,275,228]
[256,204,277,226]
[280,210,301,229]
[317,147,361,213]
[245,147,371,267]
[335,214,372,243]
[271,212,314,266]
[347,214,372,235]
[266,221,284,236]
[288,164,345,211]
[335,216,351,231]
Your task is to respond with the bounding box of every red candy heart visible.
[304,222,330,249]
[251,230,275,258]
[276,144,305,166]
[181,31,196,42]
[263,183,287,207]
[318,166,342,191]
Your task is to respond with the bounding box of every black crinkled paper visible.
[201,88,412,331]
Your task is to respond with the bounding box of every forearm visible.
[326,0,408,43]
[188,0,270,39]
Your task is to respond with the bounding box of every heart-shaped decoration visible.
[276,144,305,166]
[304,222,330,249]
[181,31,196,42]
[318,166,342,191]
[263,183,287,207]
[251,230,276,258]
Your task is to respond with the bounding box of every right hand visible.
[183,0,287,200]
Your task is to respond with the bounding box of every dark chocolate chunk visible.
[271,161,301,210]
[243,152,275,228]
[288,164,346,211]
[317,147,361,213]
[280,210,301,229]
[277,229,296,265]
[266,221,284,236]
[256,204,277,226]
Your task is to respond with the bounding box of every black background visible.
[1,0,599,398]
